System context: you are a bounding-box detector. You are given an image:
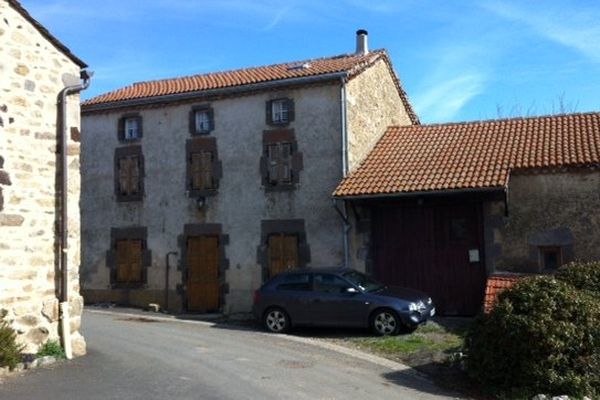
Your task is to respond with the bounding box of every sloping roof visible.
[7,0,87,68]
[82,49,418,123]
[483,273,524,313]
[334,112,600,197]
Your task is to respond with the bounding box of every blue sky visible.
[19,0,600,123]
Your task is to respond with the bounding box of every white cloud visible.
[413,74,487,121]
[483,1,600,63]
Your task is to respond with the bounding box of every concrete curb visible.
[0,356,60,383]
[86,308,424,377]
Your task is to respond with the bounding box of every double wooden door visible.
[186,236,220,312]
[372,202,486,315]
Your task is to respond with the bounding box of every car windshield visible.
[341,270,385,293]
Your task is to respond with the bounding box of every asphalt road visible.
[1,310,458,400]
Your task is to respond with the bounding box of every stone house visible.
[334,113,600,315]
[80,31,418,313]
[0,0,91,356]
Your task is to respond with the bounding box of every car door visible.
[309,273,370,327]
[271,272,313,325]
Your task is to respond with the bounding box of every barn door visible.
[186,236,220,312]
[267,234,298,278]
[373,202,486,315]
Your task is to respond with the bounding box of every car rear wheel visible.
[371,309,400,336]
[263,307,290,333]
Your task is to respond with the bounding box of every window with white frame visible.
[124,117,140,140]
[190,106,214,135]
[267,98,294,125]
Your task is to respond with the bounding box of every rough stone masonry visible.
[0,0,86,356]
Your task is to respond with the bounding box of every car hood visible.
[374,286,429,303]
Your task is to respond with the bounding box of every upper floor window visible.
[266,143,292,185]
[118,114,143,142]
[266,98,294,126]
[114,146,144,202]
[260,129,303,190]
[190,105,214,135]
[190,151,215,191]
[186,137,222,197]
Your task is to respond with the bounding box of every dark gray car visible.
[252,267,435,335]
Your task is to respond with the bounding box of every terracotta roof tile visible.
[82,49,418,123]
[483,273,525,313]
[334,112,600,197]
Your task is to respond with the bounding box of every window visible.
[115,239,143,284]
[261,129,303,190]
[540,247,562,271]
[115,146,143,202]
[118,115,142,141]
[268,233,298,278]
[186,138,221,197]
[117,155,141,196]
[189,151,215,190]
[190,106,214,135]
[276,273,311,292]
[313,274,352,294]
[266,98,294,126]
[267,143,292,185]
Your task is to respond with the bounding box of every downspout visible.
[339,77,350,267]
[58,70,92,359]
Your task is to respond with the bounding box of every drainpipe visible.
[338,77,350,267]
[165,252,178,312]
[58,70,92,359]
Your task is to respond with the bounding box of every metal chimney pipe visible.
[356,29,368,55]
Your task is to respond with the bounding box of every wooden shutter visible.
[118,158,130,195]
[267,145,279,184]
[280,143,292,183]
[268,234,298,277]
[285,99,295,123]
[265,100,273,125]
[116,239,143,284]
[118,156,140,195]
[190,151,213,190]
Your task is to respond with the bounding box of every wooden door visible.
[116,239,143,284]
[372,202,486,315]
[186,236,219,312]
[268,234,298,278]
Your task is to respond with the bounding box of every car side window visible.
[276,273,311,291]
[313,274,352,294]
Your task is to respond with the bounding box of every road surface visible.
[2,310,458,399]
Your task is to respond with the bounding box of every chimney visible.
[355,29,368,55]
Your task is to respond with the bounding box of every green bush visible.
[0,311,24,370]
[555,260,600,296]
[37,340,65,359]
[465,276,600,398]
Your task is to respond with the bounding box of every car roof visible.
[279,267,352,275]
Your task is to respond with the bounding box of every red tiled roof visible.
[82,49,418,123]
[483,273,525,313]
[334,112,600,197]
[7,0,87,68]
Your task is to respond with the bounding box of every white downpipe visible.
[60,302,73,359]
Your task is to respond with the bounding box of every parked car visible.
[252,267,435,335]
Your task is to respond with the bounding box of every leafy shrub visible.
[555,260,600,297]
[465,276,600,398]
[0,311,24,369]
[37,340,65,359]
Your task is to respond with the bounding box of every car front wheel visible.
[263,307,290,333]
[371,309,400,336]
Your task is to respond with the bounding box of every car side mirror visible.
[345,287,359,294]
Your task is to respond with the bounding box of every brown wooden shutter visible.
[267,144,279,184]
[118,158,130,195]
[130,156,140,194]
[117,118,125,141]
[286,99,295,123]
[200,151,213,189]
[280,143,292,183]
[265,100,273,125]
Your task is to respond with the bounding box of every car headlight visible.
[409,301,427,312]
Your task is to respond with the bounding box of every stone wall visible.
[484,170,600,273]
[81,83,345,314]
[345,58,413,173]
[0,1,86,355]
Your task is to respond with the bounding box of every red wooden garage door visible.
[372,202,486,315]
